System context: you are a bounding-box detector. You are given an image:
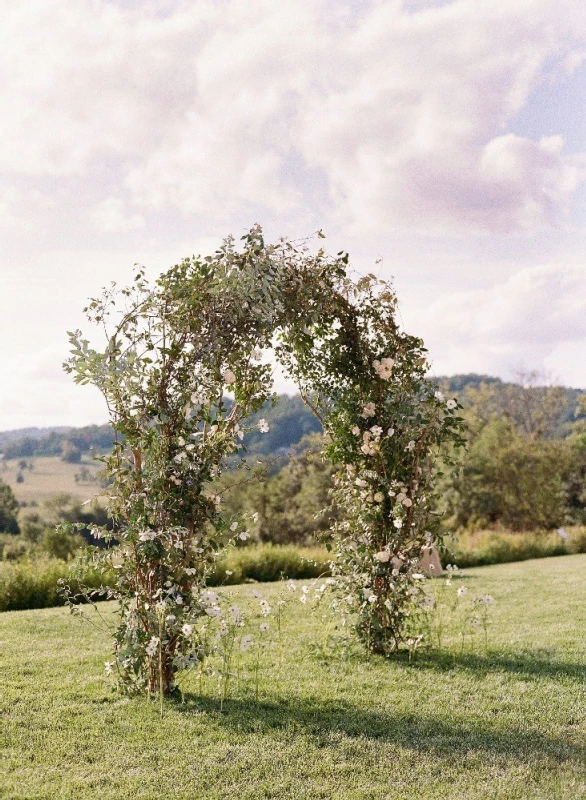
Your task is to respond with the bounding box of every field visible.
[2,555,586,799]
[0,456,102,504]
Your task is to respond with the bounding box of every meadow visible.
[0,456,101,504]
[2,554,586,799]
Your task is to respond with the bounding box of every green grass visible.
[2,556,586,799]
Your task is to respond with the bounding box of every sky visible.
[1,0,585,430]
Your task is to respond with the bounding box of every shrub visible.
[0,559,109,612]
[449,526,586,568]
[208,544,330,586]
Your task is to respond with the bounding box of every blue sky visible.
[0,0,585,429]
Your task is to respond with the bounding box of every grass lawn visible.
[1,555,586,799]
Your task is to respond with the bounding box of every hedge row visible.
[450,526,586,568]
[3,531,586,613]
[0,545,330,612]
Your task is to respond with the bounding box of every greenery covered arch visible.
[66,225,464,694]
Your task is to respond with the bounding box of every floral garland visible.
[64,226,464,693]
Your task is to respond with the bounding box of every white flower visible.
[240,634,253,651]
[252,349,263,361]
[182,624,193,637]
[260,600,271,616]
[360,402,376,418]
[258,419,270,433]
[252,512,259,523]
[361,442,376,456]
[373,492,384,503]
[412,573,424,580]
[434,390,444,402]
[185,568,197,576]
[165,614,177,625]
[351,425,361,436]
[186,443,195,451]
[201,590,219,605]
[286,580,296,591]
[402,497,413,508]
[239,531,249,541]
[230,521,239,531]
[393,519,403,529]
[373,357,394,379]
[457,586,468,598]
[374,550,391,562]
[406,440,416,452]
[387,428,395,437]
[138,530,157,541]
[260,622,270,633]
[446,399,457,410]
[178,436,186,446]
[369,425,383,439]
[174,453,184,463]
[355,478,368,488]
[367,594,377,603]
[478,594,495,606]
[175,595,184,605]
[421,595,435,610]
[225,570,233,576]
[301,585,309,594]
[104,661,114,675]
[145,637,160,657]
[223,369,236,384]
[300,594,307,604]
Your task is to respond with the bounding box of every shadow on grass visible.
[407,648,586,683]
[170,690,586,767]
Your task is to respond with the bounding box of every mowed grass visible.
[2,556,586,799]
[0,456,102,504]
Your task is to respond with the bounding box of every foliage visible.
[0,544,327,611]
[209,543,328,585]
[61,441,82,463]
[0,558,108,612]
[1,424,115,460]
[451,526,586,568]
[437,374,586,531]
[0,479,19,533]
[63,226,464,694]
[438,371,585,438]
[441,418,571,530]
[220,433,337,545]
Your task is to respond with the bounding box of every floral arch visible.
[66,226,464,694]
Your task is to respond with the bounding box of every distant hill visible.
[1,375,584,460]
[0,427,71,448]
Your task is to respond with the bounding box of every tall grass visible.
[450,525,586,568]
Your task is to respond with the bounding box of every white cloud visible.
[0,0,584,233]
[412,261,586,386]
[89,197,145,233]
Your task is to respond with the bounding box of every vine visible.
[64,226,465,693]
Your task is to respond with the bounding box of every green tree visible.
[0,480,19,533]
